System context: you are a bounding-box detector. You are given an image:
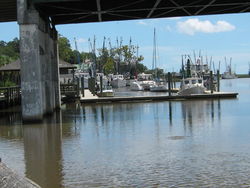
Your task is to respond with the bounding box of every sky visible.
[1,12,250,74]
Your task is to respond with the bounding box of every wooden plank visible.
[80,92,238,103]
[0,162,40,188]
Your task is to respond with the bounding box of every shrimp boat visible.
[178,77,206,96]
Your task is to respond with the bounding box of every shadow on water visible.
[0,108,63,188]
[23,111,63,188]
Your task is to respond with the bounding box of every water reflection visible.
[2,78,250,187]
[181,99,221,128]
[23,111,63,188]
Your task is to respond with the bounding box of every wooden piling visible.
[217,70,220,92]
[81,76,85,97]
[168,72,172,96]
[210,71,213,94]
[76,77,80,97]
[100,76,103,94]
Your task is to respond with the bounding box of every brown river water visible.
[0,78,250,187]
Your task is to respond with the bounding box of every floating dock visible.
[80,91,238,104]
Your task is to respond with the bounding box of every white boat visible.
[221,71,237,79]
[110,74,126,88]
[130,81,144,91]
[96,73,109,86]
[97,85,114,97]
[178,77,206,96]
[222,57,237,79]
[75,72,90,89]
[140,80,156,90]
[149,82,168,92]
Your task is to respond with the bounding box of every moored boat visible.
[130,81,144,91]
[149,82,168,92]
[110,74,127,88]
[178,77,206,96]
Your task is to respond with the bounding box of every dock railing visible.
[0,86,21,107]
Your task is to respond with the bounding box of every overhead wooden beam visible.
[33,0,78,3]
[147,0,162,18]
[96,0,102,21]
[169,0,191,16]
[195,0,216,15]
[239,5,250,13]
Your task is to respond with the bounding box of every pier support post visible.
[17,0,60,121]
[210,71,213,94]
[217,70,220,92]
[81,77,85,97]
[100,76,103,94]
[168,72,172,96]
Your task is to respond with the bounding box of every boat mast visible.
[74,37,81,66]
[101,36,106,73]
[152,28,157,70]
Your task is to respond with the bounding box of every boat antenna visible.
[193,50,196,64]
[209,56,212,70]
[101,36,106,73]
[213,61,216,73]
[181,55,185,78]
[218,61,221,72]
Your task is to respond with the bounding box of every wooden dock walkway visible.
[80,92,238,103]
[0,161,40,188]
[0,86,21,108]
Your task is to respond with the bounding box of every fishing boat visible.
[130,81,144,91]
[110,74,127,88]
[222,57,237,79]
[178,77,206,96]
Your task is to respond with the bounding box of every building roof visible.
[0,59,76,71]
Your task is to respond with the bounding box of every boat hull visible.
[178,86,206,96]
[150,85,168,92]
[111,79,126,88]
[130,82,144,91]
[97,90,114,97]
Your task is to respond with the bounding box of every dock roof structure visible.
[1,0,250,24]
[0,59,75,71]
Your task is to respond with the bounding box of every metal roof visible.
[1,0,250,24]
[0,59,75,71]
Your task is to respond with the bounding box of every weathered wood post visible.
[76,77,80,97]
[168,72,172,96]
[173,72,176,89]
[100,76,103,94]
[81,76,84,97]
[217,69,220,92]
[210,70,213,94]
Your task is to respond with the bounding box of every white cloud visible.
[137,20,148,26]
[177,18,235,35]
[163,17,182,20]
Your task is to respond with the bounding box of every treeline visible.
[0,38,19,66]
[58,35,148,76]
[0,35,149,76]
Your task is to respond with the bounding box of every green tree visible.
[58,35,73,63]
